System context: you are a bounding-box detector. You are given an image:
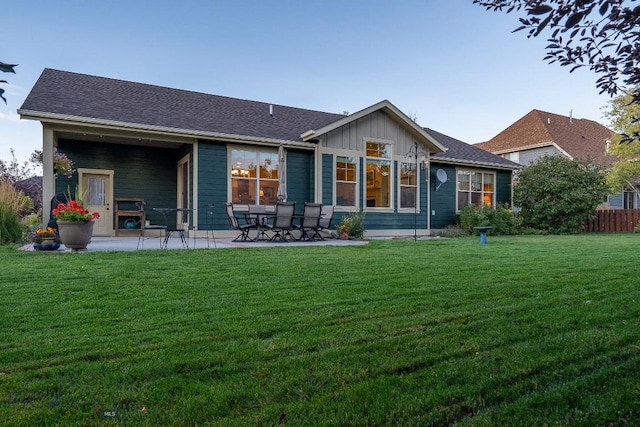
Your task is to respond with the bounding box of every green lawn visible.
[1,235,639,426]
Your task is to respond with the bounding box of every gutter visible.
[17,109,318,149]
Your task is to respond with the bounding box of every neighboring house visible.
[475,109,635,209]
[18,68,519,237]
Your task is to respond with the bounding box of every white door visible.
[79,169,114,236]
[177,155,190,230]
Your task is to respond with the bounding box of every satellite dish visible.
[436,169,448,183]
[435,169,448,191]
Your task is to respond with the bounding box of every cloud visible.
[0,111,22,123]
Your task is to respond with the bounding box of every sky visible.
[2,0,616,165]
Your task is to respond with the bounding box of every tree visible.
[473,0,640,136]
[603,90,640,191]
[0,62,18,104]
[514,155,609,233]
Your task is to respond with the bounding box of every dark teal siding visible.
[429,164,457,229]
[197,141,228,229]
[428,163,513,229]
[496,170,512,205]
[286,149,314,212]
[57,139,180,227]
[321,153,333,205]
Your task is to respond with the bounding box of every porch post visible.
[42,126,55,225]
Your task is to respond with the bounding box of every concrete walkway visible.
[22,235,368,252]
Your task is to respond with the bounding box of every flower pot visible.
[34,240,61,251]
[57,221,95,251]
[340,230,349,240]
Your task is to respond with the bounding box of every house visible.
[18,68,519,237]
[475,109,635,208]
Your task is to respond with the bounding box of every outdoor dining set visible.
[225,201,334,242]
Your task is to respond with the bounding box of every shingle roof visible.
[426,128,520,169]
[19,68,346,142]
[475,109,614,165]
[19,69,518,171]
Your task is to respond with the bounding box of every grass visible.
[1,235,639,426]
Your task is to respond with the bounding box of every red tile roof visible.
[475,109,614,165]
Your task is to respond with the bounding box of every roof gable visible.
[475,109,614,164]
[301,100,446,154]
[19,69,346,143]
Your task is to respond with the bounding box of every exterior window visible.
[503,152,519,163]
[336,156,357,207]
[457,170,495,210]
[623,189,637,209]
[365,141,392,208]
[230,149,279,205]
[399,162,416,209]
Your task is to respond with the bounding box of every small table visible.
[473,226,493,244]
[153,207,194,248]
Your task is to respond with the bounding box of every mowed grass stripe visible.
[1,235,638,425]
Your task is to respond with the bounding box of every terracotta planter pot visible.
[340,230,349,240]
[57,221,95,250]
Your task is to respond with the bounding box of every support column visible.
[42,126,55,225]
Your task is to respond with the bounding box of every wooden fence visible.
[584,209,640,233]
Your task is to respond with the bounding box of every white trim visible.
[192,141,199,231]
[455,168,496,212]
[332,153,360,211]
[300,100,447,154]
[18,110,318,149]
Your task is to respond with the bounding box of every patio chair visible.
[268,201,296,242]
[317,204,334,237]
[136,201,167,249]
[295,202,323,241]
[225,202,254,242]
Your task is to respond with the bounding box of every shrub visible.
[458,203,521,235]
[0,179,28,244]
[338,210,366,239]
[514,155,609,234]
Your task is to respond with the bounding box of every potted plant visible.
[32,227,61,251]
[53,199,100,251]
[336,210,366,240]
[337,223,350,240]
[30,148,75,178]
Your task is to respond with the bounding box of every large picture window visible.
[336,156,357,207]
[365,141,392,208]
[230,148,279,205]
[457,170,494,210]
[399,162,417,209]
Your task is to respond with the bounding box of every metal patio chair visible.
[267,201,296,242]
[225,202,254,242]
[295,202,323,240]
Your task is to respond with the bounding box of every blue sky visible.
[2,0,613,164]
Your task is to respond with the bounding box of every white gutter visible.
[17,109,318,149]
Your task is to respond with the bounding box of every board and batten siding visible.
[322,110,421,157]
[56,139,178,227]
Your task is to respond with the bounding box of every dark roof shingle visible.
[19,68,346,142]
[426,128,520,169]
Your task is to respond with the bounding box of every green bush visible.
[0,179,28,244]
[458,203,521,235]
[338,210,366,239]
[514,155,609,234]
